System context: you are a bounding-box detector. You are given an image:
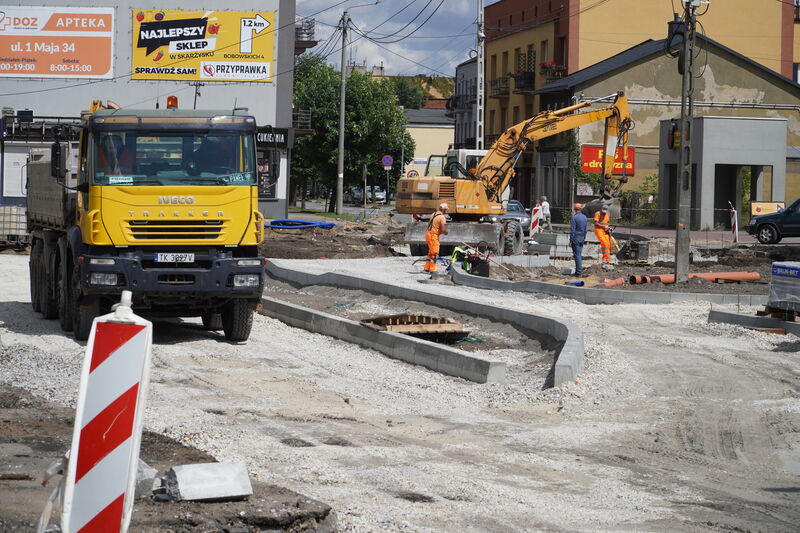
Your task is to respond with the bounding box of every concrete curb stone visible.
[264,261,584,386]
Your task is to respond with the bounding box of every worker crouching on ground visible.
[593,204,612,264]
[424,203,449,273]
[570,203,588,276]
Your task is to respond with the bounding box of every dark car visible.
[745,198,800,244]
[486,199,532,235]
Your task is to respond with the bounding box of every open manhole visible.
[360,313,469,344]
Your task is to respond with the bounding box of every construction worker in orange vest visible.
[593,204,612,264]
[424,203,449,273]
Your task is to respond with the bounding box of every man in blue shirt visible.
[569,203,588,276]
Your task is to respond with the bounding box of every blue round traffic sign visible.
[381,155,394,167]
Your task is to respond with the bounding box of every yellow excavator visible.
[395,91,633,255]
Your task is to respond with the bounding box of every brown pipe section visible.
[603,277,625,287]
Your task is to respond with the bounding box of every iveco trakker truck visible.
[27,99,265,341]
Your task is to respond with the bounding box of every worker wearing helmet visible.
[593,204,612,264]
[424,203,449,273]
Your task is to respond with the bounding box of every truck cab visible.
[28,103,265,341]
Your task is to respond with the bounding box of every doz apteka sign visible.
[0,6,114,78]
[132,9,274,82]
[580,145,635,175]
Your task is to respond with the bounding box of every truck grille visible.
[126,220,225,241]
[438,182,455,198]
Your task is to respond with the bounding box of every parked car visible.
[486,199,532,235]
[745,198,800,243]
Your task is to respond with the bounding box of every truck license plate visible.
[155,253,195,263]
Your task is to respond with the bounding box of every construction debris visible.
[164,462,253,503]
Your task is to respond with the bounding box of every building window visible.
[500,107,508,131]
[489,110,496,134]
[795,63,800,83]
[490,54,497,78]
[522,10,525,22]
[514,48,522,73]
[502,51,509,75]
[513,106,520,124]
[548,1,552,11]
[540,40,549,63]
[534,6,538,18]
[509,15,513,26]
[795,0,800,22]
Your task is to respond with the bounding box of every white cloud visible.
[297,0,476,76]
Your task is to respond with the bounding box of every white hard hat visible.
[601,204,609,212]
[439,203,449,211]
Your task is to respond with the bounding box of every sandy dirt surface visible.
[2,249,800,532]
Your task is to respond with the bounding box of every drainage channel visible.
[263,278,558,388]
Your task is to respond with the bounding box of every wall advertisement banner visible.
[132,10,274,82]
[580,145,635,175]
[0,6,114,79]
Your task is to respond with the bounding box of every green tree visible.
[292,54,414,207]
[386,77,425,109]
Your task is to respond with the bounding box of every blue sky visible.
[296,0,482,76]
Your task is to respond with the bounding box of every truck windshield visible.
[91,131,256,186]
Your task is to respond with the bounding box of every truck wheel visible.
[39,248,59,320]
[30,241,42,313]
[757,224,779,244]
[57,259,73,332]
[73,299,100,342]
[202,312,223,331]
[221,300,253,342]
[503,220,523,255]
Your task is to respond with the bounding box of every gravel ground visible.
[2,254,800,532]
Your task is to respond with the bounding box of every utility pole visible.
[475,0,485,150]
[336,12,350,215]
[191,82,204,109]
[674,0,699,282]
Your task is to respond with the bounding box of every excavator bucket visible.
[405,222,504,256]
[582,197,622,219]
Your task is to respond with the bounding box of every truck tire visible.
[503,220,523,255]
[57,258,73,332]
[221,300,253,342]
[73,299,100,342]
[202,312,223,331]
[30,241,42,313]
[39,248,59,320]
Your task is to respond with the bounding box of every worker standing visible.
[424,203,449,274]
[539,196,552,231]
[593,204,612,264]
[569,203,588,276]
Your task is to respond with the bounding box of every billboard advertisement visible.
[131,9,275,82]
[580,145,635,175]
[0,6,114,78]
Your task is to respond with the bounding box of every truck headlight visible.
[233,274,260,287]
[490,216,498,222]
[90,258,116,265]
[237,259,262,266]
[90,273,118,285]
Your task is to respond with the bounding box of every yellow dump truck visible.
[27,99,265,341]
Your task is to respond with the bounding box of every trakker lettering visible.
[137,18,207,55]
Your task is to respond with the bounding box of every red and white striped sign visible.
[62,294,152,533]
[530,205,543,235]
[729,202,739,243]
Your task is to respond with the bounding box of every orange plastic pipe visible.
[637,272,761,285]
[603,277,625,287]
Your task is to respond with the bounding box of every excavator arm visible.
[475,91,633,203]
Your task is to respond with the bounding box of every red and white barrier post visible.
[59,290,153,533]
[530,205,543,236]
[729,201,739,244]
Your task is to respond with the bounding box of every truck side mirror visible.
[50,142,65,180]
